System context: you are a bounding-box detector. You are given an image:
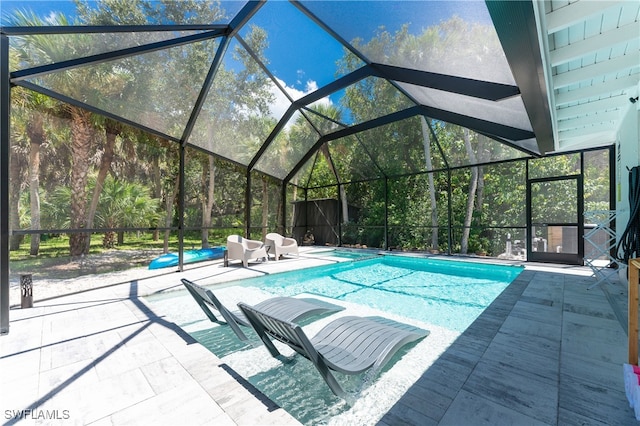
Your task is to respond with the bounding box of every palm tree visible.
[25,102,44,255]
[7,82,30,251]
[40,186,72,229]
[94,176,160,248]
[84,118,130,253]
[7,10,105,257]
[301,104,349,224]
[8,39,62,254]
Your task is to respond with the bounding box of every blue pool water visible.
[150,255,523,425]
[227,255,523,332]
[308,249,379,260]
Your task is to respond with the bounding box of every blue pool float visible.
[149,247,225,270]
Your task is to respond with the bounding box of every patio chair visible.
[181,279,344,341]
[226,234,269,267]
[237,301,429,397]
[265,232,299,260]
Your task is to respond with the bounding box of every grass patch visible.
[9,232,229,279]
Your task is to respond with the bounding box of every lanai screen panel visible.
[430,122,529,168]
[22,38,220,139]
[310,77,414,126]
[291,153,321,188]
[1,0,246,25]
[354,115,443,177]
[302,0,536,154]
[303,1,515,85]
[239,1,354,101]
[9,101,172,234]
[254,117,319,179]
[401,83,533,138]
[583,149,611,212]
[188,37,291,165]
[8,31,211,71]
[328,134,384,182]
[478,161,527,227]
[301,109,346,136]
[296,151,339,188]
[528,153,581,180]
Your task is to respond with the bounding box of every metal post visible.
[1,34,11,334]
[281,181,287,235]
[578,153,585,265]
[384,177,388,250]
[447,169,453,255]
[337,183,342,246]
[609,145,617,261]
[245,170,251,238]
[178,143,185,271]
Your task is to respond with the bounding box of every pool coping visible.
[378,267,635,425]
[2,249,635,425]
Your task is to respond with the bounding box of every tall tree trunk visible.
[163,173,180,253]
[26,115,44,255]
[460,129,478,254]
[201,156,215,247]
[9,148,23,251]
[475,135,487,215]
[151,154,161,241]
[339,185,348,224]
[122,136,137,182]
[320,144,348,223]
[420,117,439,250]
[85,122,118,253]
[276,186,283,235]
[261,178,269,240]
[68,108,93,258]
[290,183,297,232]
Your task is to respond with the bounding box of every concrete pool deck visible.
[0,247,636,425]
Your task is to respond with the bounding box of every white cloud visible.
[45,12,60,24]
[305,80,318,92]
[296,69,306,86]
[269,78,333,130]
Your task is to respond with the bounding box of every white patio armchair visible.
[226,235,269,267]
[265,232,299,260]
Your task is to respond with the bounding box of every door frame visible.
[526,175,584,265]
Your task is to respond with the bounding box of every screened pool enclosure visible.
[2,0,629,332]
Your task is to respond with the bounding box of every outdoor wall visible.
[616,104,640,256]
[291,199,359,246]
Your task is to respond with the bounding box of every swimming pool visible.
[148,255,523,425]
[222,255,523,332]
[306,248,380,260]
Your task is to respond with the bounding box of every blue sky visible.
[1,0,494,122]
[1,0,493,88]
[1,1,78,22]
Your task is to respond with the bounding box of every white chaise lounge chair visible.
[181,279,344,341]
[237,301,429,397]
[226,234,269,267]
[265,232,299,260]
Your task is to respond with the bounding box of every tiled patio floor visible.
[1,250,636,425]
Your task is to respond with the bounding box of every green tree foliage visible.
[8,0,275,256]
[6,4,613,261]
[94,176,160,248]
